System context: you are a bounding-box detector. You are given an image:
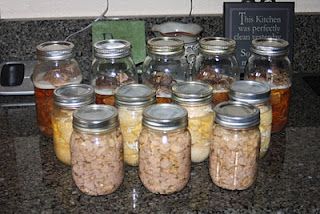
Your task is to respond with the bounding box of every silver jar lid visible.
[36,41,74,60]
[199,37,236,55]
[172,81,213,105]
[214,101,260,129]
[143,104,188,131]
[54,84,95,109]
[229,81,271,105]
[147,37,184,56]
[251,38,289,56]
[115,84,156,107]
[73,104,119,132]
[94,39,131,59]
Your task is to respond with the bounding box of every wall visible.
[0,0,320,20]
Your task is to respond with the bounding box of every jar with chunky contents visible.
[244,38,292,132]
[70,105,123,195]
[172,81,214,162]
[52,84,95,165]
[195,37,240,106]
[92,39,137,106]
[139,104,191,194]
[115,84,156,166]
[141,37,188,103]
[229,80,272,157]
[32,41,82,136]
[210,101,260,190]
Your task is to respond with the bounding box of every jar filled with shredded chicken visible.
[115,84,156,166]
[229,80,272,158]
[139,104,191,194]
[172,81,214,162]
[70,105,123,196]
[210,101,260,190]
[52,84,95,165]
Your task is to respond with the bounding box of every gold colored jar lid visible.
[147,37,184,56]
[199,37,236,55]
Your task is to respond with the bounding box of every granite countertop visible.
[0,74,320,213]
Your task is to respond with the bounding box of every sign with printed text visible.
[224,2,294,71]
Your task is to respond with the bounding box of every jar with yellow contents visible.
[115,84,156,166]
[172,81,214,162]
[52,84,95,165]
[229,81,272,157]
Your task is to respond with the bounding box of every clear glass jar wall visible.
[138,104,191,194]
[195,37,240,106]
[70,105,123,196]
[91,39,137,106]
[52,84,95,165]
[32,41,82,136]
[244,38,292,132]
[142,37,188,104]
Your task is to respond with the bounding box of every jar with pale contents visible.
[70,105,123,195]
[244,38,292,132]
[91,39,137,106]
[172,81,214,162]
[115,84,156,166]
[32,41,82,136]
[210,101,260,190]
[139,104,191,194]
[195,37,240,106]
[229,80,272,157]
[52,84,95,165]
[141,37,189,103]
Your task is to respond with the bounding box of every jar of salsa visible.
[32,41,82,136]
[91,39,137,106]
[244,38,292,132]
[141,37,188,103]
[195,37,240,106]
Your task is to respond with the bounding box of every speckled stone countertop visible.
[1,74,320,213]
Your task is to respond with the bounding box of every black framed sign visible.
[224,1,294,71]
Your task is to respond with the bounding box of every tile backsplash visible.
[0,15,319,81]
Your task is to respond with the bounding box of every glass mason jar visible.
[141,37,189,104]
[52,84,95,165]
[32,41,82,137]
[70,105,123,196]
[210,101,260,190]
[172,81,214,163]
[115,84,156,166]
[91,39,137,106]
[139,104,191,194]
[229,80,272,158]
[244,38,292,133]
[195,37,240,106]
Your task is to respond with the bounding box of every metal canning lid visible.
[73,104,119,132]
[147,37,184,56]
[54,84,95,109]
[251,38,289,56]
[143,104,188,131]
[94,39,131,59]
[172,81,213,105]
[36,41,74,60]
[229,81,271,105]
[214,101,260,129]
[199,37,236,55]
[115,84,156,107]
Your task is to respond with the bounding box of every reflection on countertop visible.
[0,75,320,213]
